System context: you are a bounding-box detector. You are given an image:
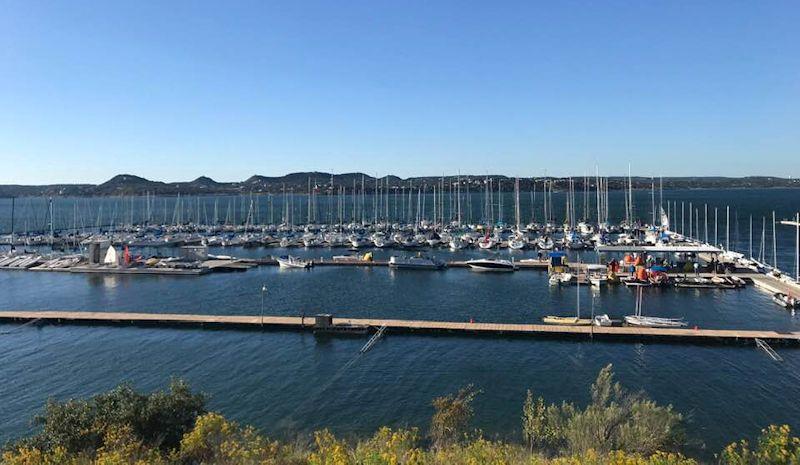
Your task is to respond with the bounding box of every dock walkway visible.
[1,311,799,345]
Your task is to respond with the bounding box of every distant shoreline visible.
[1,172,798,197]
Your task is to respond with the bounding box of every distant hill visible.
[1,173,798,197]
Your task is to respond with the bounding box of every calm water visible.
[2,248,800,458]
[1,188,800,459]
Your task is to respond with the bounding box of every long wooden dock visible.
[1,311,799,345]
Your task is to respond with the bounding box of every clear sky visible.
[1,1,799,184]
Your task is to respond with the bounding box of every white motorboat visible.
[389,255,445,270]
[465,258,517,272]
[276,255,311,269]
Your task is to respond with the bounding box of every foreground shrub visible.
[523,365,683,456]
[719,424,800,465]
[6,376,799,465]
[429,384,482,449]
[19,379,206,455]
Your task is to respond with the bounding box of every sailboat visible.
[624,288,687,327]
[543,274,592,325]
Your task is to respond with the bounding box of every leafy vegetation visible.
[2,366,797,464]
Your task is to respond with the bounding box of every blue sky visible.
[1,1,799,184]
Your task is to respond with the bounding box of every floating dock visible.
[1,311,799,345]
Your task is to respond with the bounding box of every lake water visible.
[1,188,800,459]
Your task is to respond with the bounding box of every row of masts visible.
[3,182,799,280]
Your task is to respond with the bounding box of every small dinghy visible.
[593,314,614,326]
[542,316,592,325]
[773,292,798,309]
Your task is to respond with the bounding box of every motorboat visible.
[276,255,311,269]
[622,277,652,288]
[548,272,573,285]
[465,258,517,272]
[389,254,446,270]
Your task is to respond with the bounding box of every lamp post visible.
[260,284,267,327]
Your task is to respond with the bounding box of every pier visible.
[1,310,799,345]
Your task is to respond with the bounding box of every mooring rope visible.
[0,318,41,335]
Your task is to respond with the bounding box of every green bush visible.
[4,375,798,465]
[523,365,683,456]
[19,379,206,455]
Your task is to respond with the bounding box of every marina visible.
[1,187,799,459]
